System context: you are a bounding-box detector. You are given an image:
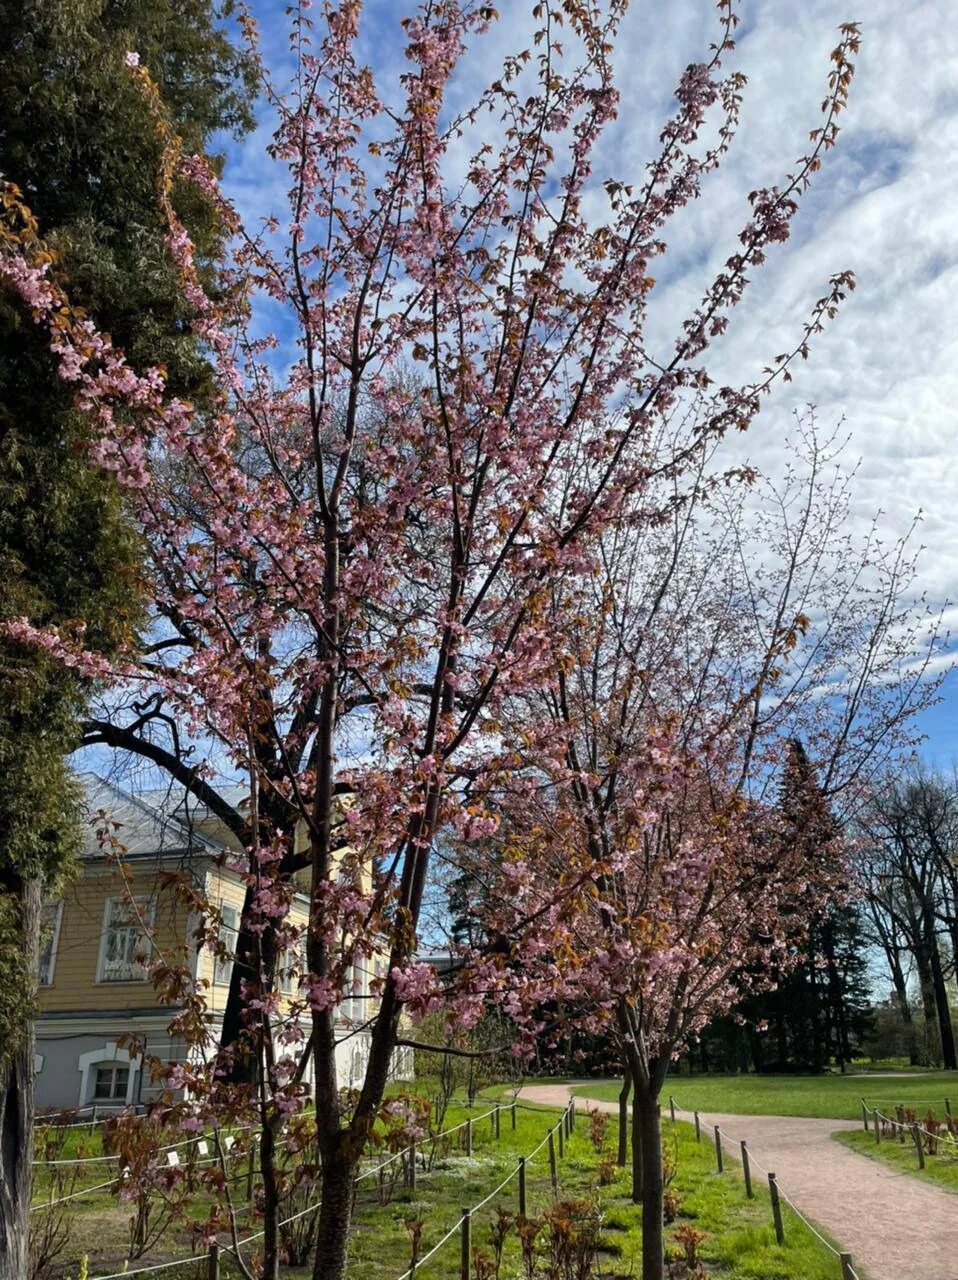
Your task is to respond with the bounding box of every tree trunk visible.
[928,932,957,1070]
[915,945,942,1065]
[0,875,39,1280]
[630,1087,643,1203]
[617,1074,631,1168]
[634,1085,664,1280]
[311,1144,356,1280]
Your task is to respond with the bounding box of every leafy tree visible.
[0,1,252,1269]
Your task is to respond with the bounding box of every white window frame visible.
[213,904,239,986]
[38,901,64,987]
[92,1063,130,1102]
[95,897,155,983]
[77,1043,140,1107]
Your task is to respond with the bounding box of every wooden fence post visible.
[558,1117,564,1159]
[860,1098,868,1131]
[511,1101,517,1130]
[873,1109,881,1144]
[896,1106,905,1142]
[946,1098,953,1126]
[460,1208,471,1280]
[518,1156,527,1215]
[465,1118,472,1156]
[568,1100,575,1135]
[494,1106,501,1140]
[768,1173,784,1245]
[714,1126,723,1174]
[741,1141,752,1199]
[409,1141,417,1192]
[840,1253,855,1280]
[911,1123,926,1169]
[694,1111,701,1142]
[669,1095,676,1124]
[246,1143,255,1198]
[207,1241,220,1280]
[548,1131,558,1197]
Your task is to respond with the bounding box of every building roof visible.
[78,773,224,858]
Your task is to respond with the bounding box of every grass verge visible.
[569,1072,958,1121]
[835,1126,958,1195]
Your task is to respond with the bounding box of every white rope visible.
[29,1176,119,1211]
[90,1250,201,1279]
[774,1182,841,1257]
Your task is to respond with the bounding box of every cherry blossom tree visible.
[0,4,864,1276]
[454,423,945,1279]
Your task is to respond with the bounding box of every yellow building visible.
[35,774,407,1113]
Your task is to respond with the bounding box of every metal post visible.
[460,1208,471,1280]
[741,1141,752,1198]
[768,1172,784,1245]
[518,1157,527,1216]
[840,1254,855,1280]
[694,1111,701,1141]
[860,1098,868,1131]
[548,1130,558,1197]
[912,1123,926,1169]
[714,1126,723,1174]
[669,1095,676,1124]
[207,1242,220,1280]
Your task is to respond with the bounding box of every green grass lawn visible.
[34,1095,847,1279]
[568,1072,958,1121]
[835,1126,958,1196]
[346,1100,844,1280]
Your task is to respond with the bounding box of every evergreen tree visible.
[0,2,253,1267]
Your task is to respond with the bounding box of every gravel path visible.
[519,1083,958,1280]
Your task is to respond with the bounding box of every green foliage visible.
[0,0,254,1058]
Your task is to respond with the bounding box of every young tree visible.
[0,5,864,1277]
[461,426,943,1280]
[0,3,252,1270]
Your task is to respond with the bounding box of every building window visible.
[38,902,63,986]
[97,898,154,982]
[93,1064,129,1101]
[214,905,239,986]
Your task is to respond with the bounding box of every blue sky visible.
[207,0,958,770]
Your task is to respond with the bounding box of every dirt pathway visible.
[519,1083,958,1280]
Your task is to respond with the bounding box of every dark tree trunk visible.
[630,1087,642,1203]
[617,1074,631,1168]
[915,946,942,1065]
[311,1144,356,1280]
[928,931,957,1070]
[634,1083,664,1280]
[0,876,39,1280]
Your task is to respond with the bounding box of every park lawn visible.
[346,1098,842,1280]
[568,1072,958,1121]
[35,1097,844,1280]
[835,1127,958,1196]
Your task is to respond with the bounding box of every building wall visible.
[38,862,196,1016]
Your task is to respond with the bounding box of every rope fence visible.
[80,1099,547,1280]
[669,1096,863,1280]
[859,1096,958,1175]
